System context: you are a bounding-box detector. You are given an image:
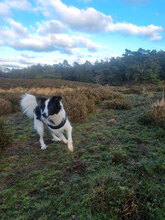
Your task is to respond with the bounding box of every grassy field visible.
[0,79,165,220]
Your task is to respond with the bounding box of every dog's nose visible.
[42,113,48,118]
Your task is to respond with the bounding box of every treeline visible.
[1,48,165,85]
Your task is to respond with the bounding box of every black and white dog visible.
[20,94,73,152]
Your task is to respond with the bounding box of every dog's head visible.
[39,96,62,118]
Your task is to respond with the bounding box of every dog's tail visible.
[20,93,38,119]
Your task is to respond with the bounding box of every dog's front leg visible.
[66,124,73,152]
[34,118,47,150]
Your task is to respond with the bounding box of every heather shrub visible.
[62,88,123,122]
[102,99,132,110]
[0,98,12,116]
[63,96,88,122]
[98,87,124,100]
[4,93,20,112]
[83,87,123,104]
[0,93,20,114]
[86,99,96,113]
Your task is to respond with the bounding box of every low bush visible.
[141,105,165,128]
[0,98,12,116]
[102,99,132,110]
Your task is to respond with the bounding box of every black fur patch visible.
[48,96,62,116]
[34,106,41,120]
[38,97,47,112]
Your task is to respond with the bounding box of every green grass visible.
[0,93,165,220]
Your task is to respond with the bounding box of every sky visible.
[0,0,165,68]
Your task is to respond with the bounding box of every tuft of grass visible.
[150,99,165,127]
[139,89,165,128]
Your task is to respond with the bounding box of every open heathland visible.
[0,78,164,220]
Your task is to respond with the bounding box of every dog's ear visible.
[57,96,62,101]
[51,96,62,102]
[38,97,47,103]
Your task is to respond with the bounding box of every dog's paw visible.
[41,144,48,150]
[68,142,74,152]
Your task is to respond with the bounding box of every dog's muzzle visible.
[42,113,48,118]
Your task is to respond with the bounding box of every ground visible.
[0,93,164,220]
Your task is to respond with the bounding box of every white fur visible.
[20,93,38,118]
[21,93,73,152]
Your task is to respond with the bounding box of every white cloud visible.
[10,33,99,53]
[37,20,67,34]
[73,36,99,52]
[20,52,35,59]
[106,23,163,41]
[6,34,74,53]
[38,0,113,32]
[6,18,29,37]
[0,3,10,16]
[0,19,29,45]
[6,0,32,11]
[37,0,163,41]
[0,19,100,53]
[0,0,32,16]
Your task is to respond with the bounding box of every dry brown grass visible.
[0,78,96,89]
[140,88,165,127]
[150,91,165,127]
[0,78,125,122]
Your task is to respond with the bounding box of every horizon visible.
[0,0,164,68]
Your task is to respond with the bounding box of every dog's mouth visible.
[42,113,48,118]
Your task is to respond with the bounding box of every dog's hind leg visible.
[51,133,62,142]
[57,132,68,144]
[34,118,47,150]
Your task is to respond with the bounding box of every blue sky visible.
[0,0,164,68]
